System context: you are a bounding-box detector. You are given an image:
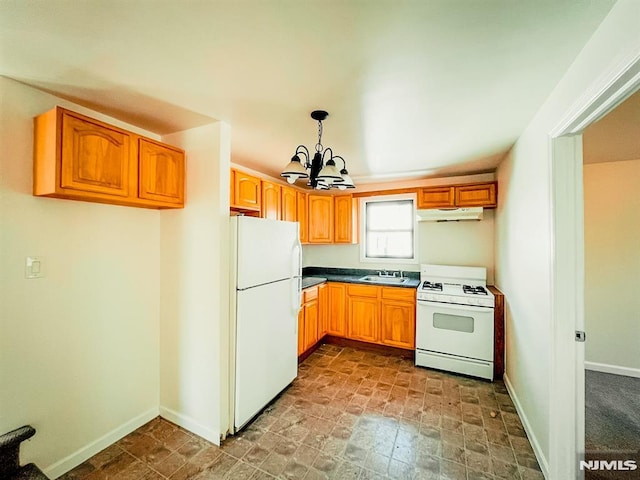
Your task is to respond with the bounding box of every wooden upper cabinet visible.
[233,170,261,210]
[34,106,184,209]
[281,186,297,222]
[455,182,497,207]
[297,192,309,244]
[138,138,185,206]
[334,195,357,244]
[417,186,455,209]
[261,181,281,219]
[59,110,133,197]
[308,194,334,243]
[418,182,497,209]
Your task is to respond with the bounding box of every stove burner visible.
[463,285,488,295]
[421,281,443,291]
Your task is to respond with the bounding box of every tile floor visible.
[59,345,543,480]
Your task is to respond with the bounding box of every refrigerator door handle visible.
[292,241,302,278]
[292,277,301,320]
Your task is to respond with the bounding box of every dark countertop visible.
[301,267,420,290]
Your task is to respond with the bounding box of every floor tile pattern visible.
[59,345,543,479]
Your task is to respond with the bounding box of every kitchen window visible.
[360,194,417,262]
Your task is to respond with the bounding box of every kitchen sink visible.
[359,275,409,285]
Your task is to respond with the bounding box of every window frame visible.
[359,193,418,264]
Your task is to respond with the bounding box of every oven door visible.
[416,300,494,361]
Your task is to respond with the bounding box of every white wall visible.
[584,159,640,372]
[303,209,496,284]
[159,123,231,443]
[0,78,161,477]
[494,0,640,475]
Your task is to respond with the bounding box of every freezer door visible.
[234,278,298,429]
[236,216,300,290]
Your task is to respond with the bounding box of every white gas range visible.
[415,264,495,380]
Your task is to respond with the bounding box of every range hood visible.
[416,207,483,222]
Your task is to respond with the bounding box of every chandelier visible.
[280,110,355,190]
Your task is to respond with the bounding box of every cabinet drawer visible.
[302,286,318,302]
[347,284,379,298]
[381,287,416,302]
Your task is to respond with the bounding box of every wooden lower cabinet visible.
[379,287,416,349]
[380,301,415,349]
[303,299,319,350]
[347,295,379,342]
[344,284,416,350]
[298,285,320,356]
[297,309,305,356]
[326,283,347,336]
[318,283,328,338]
[298,281,415,356]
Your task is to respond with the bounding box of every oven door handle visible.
[417,300,493,314]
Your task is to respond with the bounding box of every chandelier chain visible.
[315,120,323,153]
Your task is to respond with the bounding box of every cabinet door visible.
[455,183,497,207]
[281,186,297,222]
[138,138,185,206]
[261,181,281,219]
[230,169,236,206]
[334,195,355,244]
[380,300,415,349]
[304,299,319,350]
[297,192,309,244]
[318,283,328,338]
[347,296,379,343]
[417,186,455,209]
[234,171,261,209]
[308,195,334,243]
[298,308,305,356]
[326,283,347,336]
[60,111,133,197]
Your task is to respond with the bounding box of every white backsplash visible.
[303,209,495,284]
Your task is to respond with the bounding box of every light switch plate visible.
[25,256,44,279]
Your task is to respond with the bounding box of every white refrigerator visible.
[229,215,301,432]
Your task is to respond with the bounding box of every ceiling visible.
[583,88,640,164]
[0,0,616,183]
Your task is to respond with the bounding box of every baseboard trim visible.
[159,406,220,446]
[585,361,640,378]
[503,373,549,479]
[44,407,158,479]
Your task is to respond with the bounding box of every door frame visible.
[547,50,640,479]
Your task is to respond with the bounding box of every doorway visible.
[581,90,640,456]
[548,55,640,479]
